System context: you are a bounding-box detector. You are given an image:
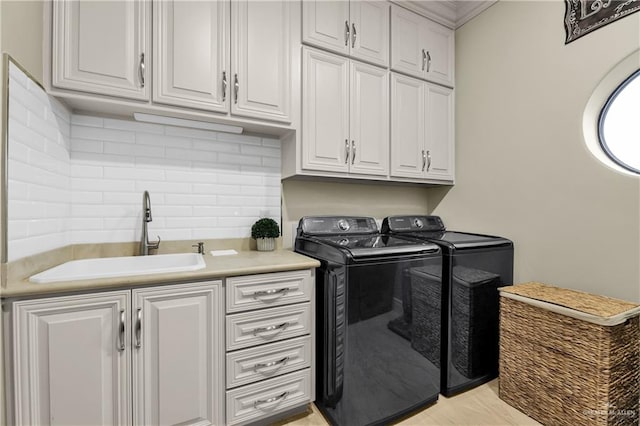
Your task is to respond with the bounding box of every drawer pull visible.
[253,322,289,336]
[254,356,290,372]
[253,391,289,409]
[252,287,290,299]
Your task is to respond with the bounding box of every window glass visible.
[598,70,640,174]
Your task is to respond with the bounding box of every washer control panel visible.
[299,216,378,235]
[381,216,445,233]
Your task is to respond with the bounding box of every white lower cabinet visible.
[225,270,315,425]
[133,282,224,426]
[9,281,224,426]
[11,291,132,426]
[7,269,315,426]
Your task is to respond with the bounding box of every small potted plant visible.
[251,218,280,251]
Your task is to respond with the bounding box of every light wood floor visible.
[280,380,540,426]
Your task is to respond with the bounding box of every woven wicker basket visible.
[499,283,640,426]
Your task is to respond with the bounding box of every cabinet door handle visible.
[222,71,227,102]
[117,309,125,352]
[421,49,427,71]
[253,356,290,372]
[426,51,432,72]
[421,150,427,171]
[351,23,357,48]
[253,322,289,336]
[135,308,142,349]
[351,140,356,164]
[234,73,239,104]
[139,53,145,88]
[253,287,290,299]
[344,139,350,164]
[344,21,350,46]
[426,150,432,172]
[253,391,289,409]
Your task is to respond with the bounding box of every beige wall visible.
[1,0,44,85]
[282,179,430,247]
[428,0,640,301]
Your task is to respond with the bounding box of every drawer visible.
[226,270,313,313]
[226,303,311,351]
[226,336,312,388]
[226,369,311,425]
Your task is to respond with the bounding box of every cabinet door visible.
[231,0,291,122]
[421,19,455,87]
[349,61,389,176]
[425,84,454,180]
[302,0,350,56]
[12,292,131,426]
[52,0,149,100]
[133,281,223,426]
[349,1,389,67]
[390,73,424,179]
[153,0,229,112]
[302,48,350,173]
[390,5,424,80]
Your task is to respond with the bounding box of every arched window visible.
[598,70,640,175]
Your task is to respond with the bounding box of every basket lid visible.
[499,282,640,326]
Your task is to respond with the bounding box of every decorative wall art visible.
[564,0,640,43]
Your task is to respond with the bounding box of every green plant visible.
[251,218,280,239]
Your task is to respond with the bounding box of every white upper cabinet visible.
[424,83,454,180]
[153,0,229,113]
[302,48,350,173]
[390,4,454,87]
[231,0,291,122]
[421,19,455,87]
[53,0,150,100]
[391,73,454,181]
[303,0,389,67]
[12,292,132,426]
[349,61,389,176]
[390,73,424,179]
[302,47,388,177]
[302,0,350,56]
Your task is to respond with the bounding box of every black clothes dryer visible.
[382,215,514,397]
[295,216,442,426]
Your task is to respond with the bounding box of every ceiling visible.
[398,0,498,29]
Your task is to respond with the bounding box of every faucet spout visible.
[140,190,161,255]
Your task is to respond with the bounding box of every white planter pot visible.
[256,238,275,251]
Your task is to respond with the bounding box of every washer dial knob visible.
[413,218,424,229]
[338,219,350,231]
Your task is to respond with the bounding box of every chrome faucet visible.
[140,190,161,255]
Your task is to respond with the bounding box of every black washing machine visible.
[381,215,514,397]
[295,216,442,426]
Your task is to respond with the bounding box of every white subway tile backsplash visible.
[71,164,104,178]
[164,125,218,140]
[71,138,104,154]
[192,183,238,195]
[103,166,164,181]
[72,191,104,204]
[136,132,190,148]
[8,65,281,261]
[241,145,280,158]
[217,153,261,166]
[191,140,240,153]
[71,178,135,193]
[217,132,262,145]
[71,115,104,127]
[105,117,164,134]
[261,137,280,148]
